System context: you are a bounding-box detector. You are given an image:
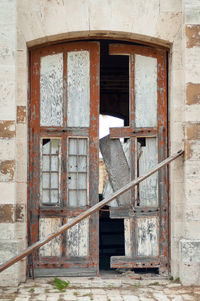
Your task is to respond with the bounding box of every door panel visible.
[104,44,167,273]
[136,216,159,257]
[66,218,89,257]
[67,51,90,127]
[40,53,64,127]
[137,137,158,207]
[29,42,100,276]
[135,54,158,127]
[39,217,62,257]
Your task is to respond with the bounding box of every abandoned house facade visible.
[0,0,200,286]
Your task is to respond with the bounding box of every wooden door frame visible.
[28,38,168,276]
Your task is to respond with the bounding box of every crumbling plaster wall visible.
[0,0,198,285]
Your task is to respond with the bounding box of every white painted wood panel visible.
[136,216,159,257]
[138,138,158,207]
[124,218,131,257]
[103,139,131,207]
[100,136,130,207]
[40,53,63,126]
[66,218,89,257]
[135,55,157,128]
[39,217,62,257]
[103,180,118,207]
[67,51,90,127]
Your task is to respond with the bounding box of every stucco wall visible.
[0,0,199,285]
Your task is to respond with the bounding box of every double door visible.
[29,41,168,276]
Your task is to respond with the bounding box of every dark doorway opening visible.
[99,40,129,270]
[99,205,125,270]
[100,40,129,123]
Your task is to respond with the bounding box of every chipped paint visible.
[39,217,62,257]
[40,54,63,126]
[136,216,159,257]
[66,218,89,257]
[67,51,90,127]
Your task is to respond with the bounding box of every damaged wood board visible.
[100,135,130,207]
[103,139,131,208]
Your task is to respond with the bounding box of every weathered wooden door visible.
[100,44,168,274]
[29,42,100,276]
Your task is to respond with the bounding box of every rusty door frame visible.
[107,44,168,273]
[28,42,100,275]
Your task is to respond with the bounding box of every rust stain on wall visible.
[186,83,200,105]
[0,160,15,181]
[186,25,200,48]
[0,204,14,223]
[0,121,15,138]
[17,106,26,123]
[186,123,200,140]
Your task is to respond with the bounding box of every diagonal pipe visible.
[0,150,184,273]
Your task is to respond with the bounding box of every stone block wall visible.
[178,0,200,286]
[0,0,27,286]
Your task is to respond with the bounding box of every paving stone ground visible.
[0,272,199,301]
